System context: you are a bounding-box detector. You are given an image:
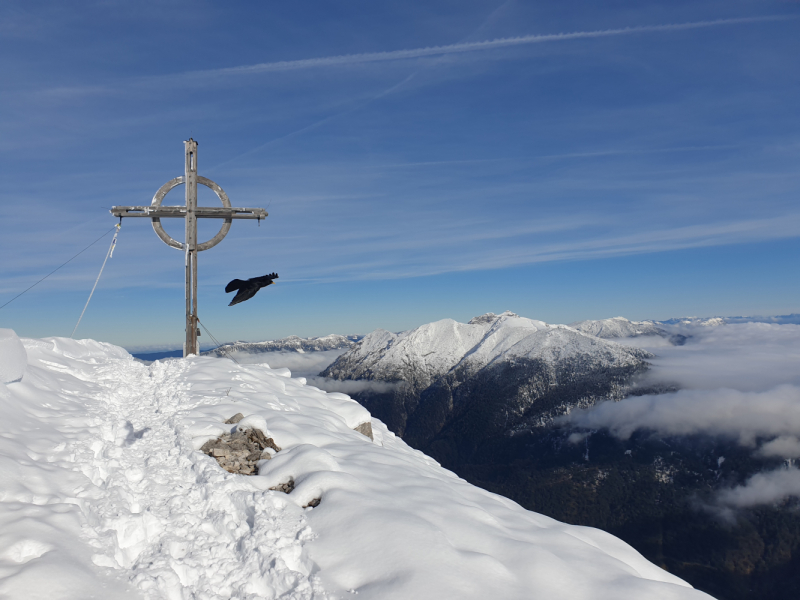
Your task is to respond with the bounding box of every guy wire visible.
[197,318,240,365]
[0,225,119,312]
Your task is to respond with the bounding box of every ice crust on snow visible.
[0,328,27,383]
[0,332,712,600]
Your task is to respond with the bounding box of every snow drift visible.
[0,332,713,599]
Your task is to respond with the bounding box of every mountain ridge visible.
[202,333,361,358]
[322,312,652,451]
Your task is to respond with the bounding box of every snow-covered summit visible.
[569,316,666,339]
[0,333,711,600]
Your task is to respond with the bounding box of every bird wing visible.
[228,283,259,306]
[225,279,246,293]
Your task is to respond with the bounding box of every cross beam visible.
[111,206,266,219]
[110,140,268,357]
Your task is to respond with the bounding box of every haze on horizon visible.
[1,0,798,349]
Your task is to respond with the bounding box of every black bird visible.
[225,273,278,306]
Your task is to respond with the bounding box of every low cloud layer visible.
[567,384,800,446]
[304,377,404,395]
[565,323,800,511]
[218,349,403,395]
[642,323,800,391]
[756,436,800,459]
[716,468,800,510]
[567,324,800,449]
[225,349,347,377]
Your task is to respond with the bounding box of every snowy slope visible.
[0,331,713,600]
[569,316,666,339]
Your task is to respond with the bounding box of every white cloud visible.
[304,377,405,395]
[564,324,800,449]
[186,16,795,78]
[716,468,800,509]
[564,323,800,514]
[756,436,800,459]
[640,323,800,392]
[224,349,347,377]
[37,15,796,100]
[567,432,590,444]
[566,384,800,445]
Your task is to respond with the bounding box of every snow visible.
[0,328,27,383]
[0,332,713,600]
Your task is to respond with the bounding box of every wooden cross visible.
[111,139,267,357]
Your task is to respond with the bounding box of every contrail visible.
[185,15,794,79]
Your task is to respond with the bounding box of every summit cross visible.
[111,140,267,357]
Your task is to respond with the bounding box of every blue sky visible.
[1,0,799,350]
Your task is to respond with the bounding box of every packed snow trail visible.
[71,350,324,599]
[0,333,716,599]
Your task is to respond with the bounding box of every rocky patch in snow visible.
[200,415,282,476]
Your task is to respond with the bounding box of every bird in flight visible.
[225,273,279,306]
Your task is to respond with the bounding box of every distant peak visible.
[468,311,519,325]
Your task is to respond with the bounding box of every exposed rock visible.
[353,421,373,440]
[201,427,281,475]
[266,477,319,508]
[269,479,295,494]
[224,413,244,424]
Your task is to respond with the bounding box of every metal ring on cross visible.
[150,176,232,251]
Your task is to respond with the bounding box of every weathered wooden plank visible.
[110,206,268,219]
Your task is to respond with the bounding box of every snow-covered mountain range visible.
[322,311,652,450]
[325,311,650,389]
[0,329,711,600]
[569,316,667,338]
[202,334,360,358]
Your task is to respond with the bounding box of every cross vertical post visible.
[185,139,198,356]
